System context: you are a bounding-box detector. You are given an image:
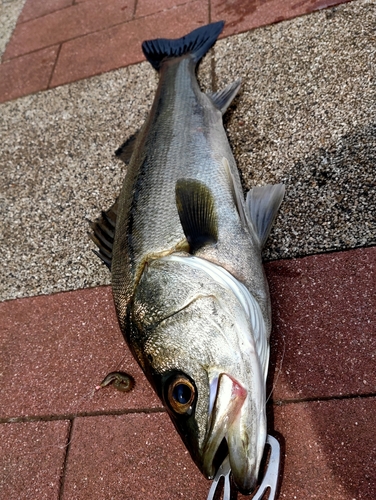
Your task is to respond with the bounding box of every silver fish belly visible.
[91,21,284,495]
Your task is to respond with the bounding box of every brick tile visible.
[18,0,74,24]
[135,0,190,18]
[62,412,210,499]
[272,398,376,499]
[3,0,135,61]
[0,46,59,104]
[0,287,160,420]
[211,0,353,37]
[0,420,70,500]
[50,0,209,87]
[265,247,376,401]
[59,399,376,499]
[1,248,374,419]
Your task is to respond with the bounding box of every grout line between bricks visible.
[0,406,167,425]
[272,392,376,407]
[2,392,375,425]
[263,242,376,264]
[47,43,63,89]
[132,0,138,19]
[17,1,77,26]
[58,418,74,500]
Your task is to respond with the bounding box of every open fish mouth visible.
[203,373,262,494]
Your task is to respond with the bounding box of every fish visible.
[90,21,284,495]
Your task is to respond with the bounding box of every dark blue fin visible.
[142,21,224,71]
[175,179,218,254]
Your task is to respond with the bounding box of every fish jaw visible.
[202,373,247,474]
[203,371,267,494]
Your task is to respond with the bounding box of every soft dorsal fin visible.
[88,199,118,270]
[175,179,218,254]
[222,157,248,228]
[115,131,139,165]
[207,79,242,115]
[245,184,285,247]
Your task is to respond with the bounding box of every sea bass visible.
[90,21,284,494]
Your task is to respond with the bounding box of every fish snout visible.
[203,372,266,495]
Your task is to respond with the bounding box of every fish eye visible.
[167,375,196,415]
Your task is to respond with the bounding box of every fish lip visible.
[202,372,264,494]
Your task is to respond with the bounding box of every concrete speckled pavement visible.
[1,1,375,499]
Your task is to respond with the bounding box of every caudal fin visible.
[142,21,224,71]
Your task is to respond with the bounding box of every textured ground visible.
[1,0,375,499]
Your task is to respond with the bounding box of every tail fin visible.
[142,21,224,71]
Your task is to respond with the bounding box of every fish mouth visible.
[203,373,264,494]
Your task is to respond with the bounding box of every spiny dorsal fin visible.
[88,199,118,270]
[175,179,218,254]
[245,184,285,247]
[115,131,139,165]
[142,21,224,71]
[208,79,242,115]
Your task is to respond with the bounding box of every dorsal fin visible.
[222,157,248,228]
[175,179,218,254]
[207,79,242,115]
[245,184,285,247]
[115,131,139,164]
[88,199,118,270]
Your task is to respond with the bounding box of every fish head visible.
[131,257,268,494]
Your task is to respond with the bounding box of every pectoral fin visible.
[208,79,242,115]
[88,199,118,270]
[175,179,218,254]
[245,184,285,247]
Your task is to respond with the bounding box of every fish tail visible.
[142,21,224,71]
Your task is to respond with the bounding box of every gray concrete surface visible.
[1,0,375,301]
[0,57,212,301]
[215,0,376,260]
[0,0,26,58]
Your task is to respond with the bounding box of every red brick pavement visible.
[1,247,375,498]
[0,0,352,103]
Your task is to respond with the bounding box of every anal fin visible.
[175,179,218,254]
[246,184,285,247]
